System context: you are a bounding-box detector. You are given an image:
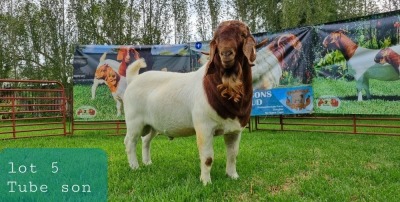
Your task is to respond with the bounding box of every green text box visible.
[0,148,107,202]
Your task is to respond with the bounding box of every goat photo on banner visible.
[73,45,150,121]
[251,27,314,116]
[313,12,400,115]
[72,44,199,121]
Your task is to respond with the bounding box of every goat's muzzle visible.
[219,48,236,69]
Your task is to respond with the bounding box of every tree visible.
[172,0,189,43]
[0,0,398,82]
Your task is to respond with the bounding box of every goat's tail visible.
[100,52,107,62]
[126,58,147,84]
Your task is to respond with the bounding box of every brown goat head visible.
[207,20,256,73]
[374,48,390,64]
[205,20,256,103]
[203,20,255,126]
[95,64,111,79]
[105,67,120,92]
[322,30,345,47]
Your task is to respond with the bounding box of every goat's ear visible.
[243,34,256,64]
[116,72,121,82]
[130,48,140,60]
[206,39,217,74]
[117,49,125,60]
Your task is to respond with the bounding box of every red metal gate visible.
[0,79,69,139]
[253,114,400,136]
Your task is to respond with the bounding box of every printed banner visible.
[72,44,202,121]
[251,86,314,116]
[252,26,314,90]
[312,11,400,115]
[72,10,400,121]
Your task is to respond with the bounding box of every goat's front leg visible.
[356,78,365,101]
[364,79,371,100]
[356,76,371,101]
[224,132,241,179]
[195,124,215,185]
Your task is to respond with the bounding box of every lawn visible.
[73,84,124,121]
[1,129,400,201]
[312,77,400,115]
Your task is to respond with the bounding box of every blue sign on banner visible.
[195,42,202,49]
[251,86,314,116]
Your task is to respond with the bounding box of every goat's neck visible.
[340,36,358,60]
[203,63,253,127]
[389,51,400,68]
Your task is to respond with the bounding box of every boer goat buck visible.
[323,30,400,101]
[123,20,256,185]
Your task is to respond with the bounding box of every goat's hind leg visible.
[115,99,122,117]
[142,128,157,166]
[124,121,143,170]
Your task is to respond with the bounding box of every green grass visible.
[1,130,400,201]
[73,84,123,121]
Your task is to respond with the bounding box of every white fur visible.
[252,48,282,89]
[123,60,244,185]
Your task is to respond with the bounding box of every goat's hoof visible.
[129,163,139,170]
[143,160,152,166]
[200,175,212,186]
[227,172,239,180]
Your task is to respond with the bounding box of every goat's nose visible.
[221,51,233,57]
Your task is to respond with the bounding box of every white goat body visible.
[123,20,255,185]
[123,62,244,185]
[124,63,242,137]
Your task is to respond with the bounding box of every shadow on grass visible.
[339,95,400,101]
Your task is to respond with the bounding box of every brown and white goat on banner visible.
[123,20,256,185]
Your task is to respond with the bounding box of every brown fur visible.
[205,157,213,166]
[203,20,256,127]
[94,64,110,80]
[322,30,358,60]
[375,48,400,74]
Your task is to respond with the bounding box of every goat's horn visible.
[255,38,269,49]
